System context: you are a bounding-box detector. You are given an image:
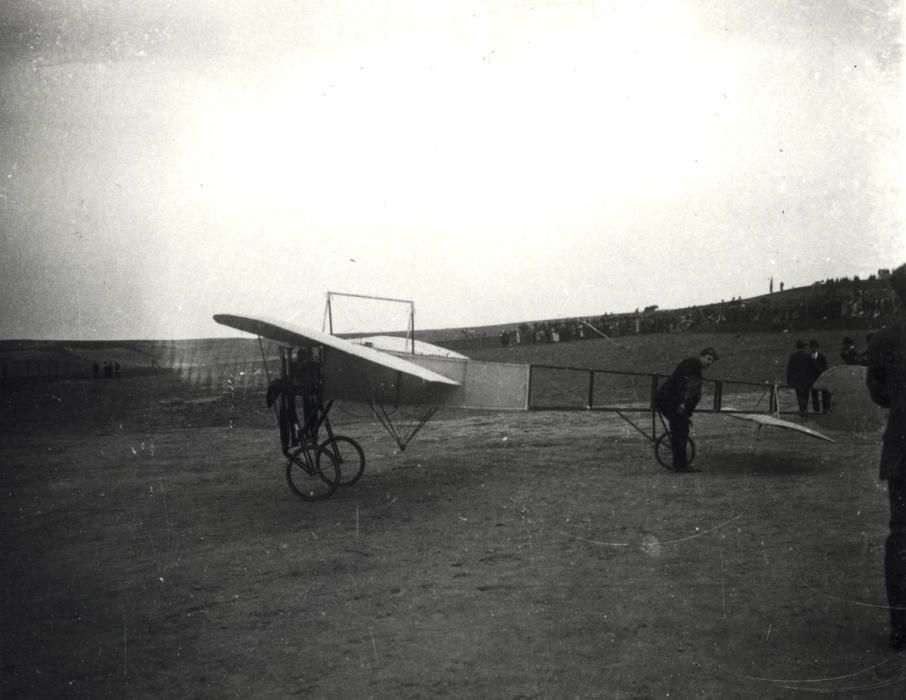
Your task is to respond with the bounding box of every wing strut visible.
[369,401,439,452]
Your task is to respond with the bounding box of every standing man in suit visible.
[808,340,829,413]
[866,263,906,649]
[787,340,814,417]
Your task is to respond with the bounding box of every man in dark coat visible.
[841,336,860,365]
[808,340,829,412]
[866,262,906,649]
[787,340,815,417]
[654,347,718,472]
[266,347,324,449]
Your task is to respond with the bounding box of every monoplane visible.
[214,293,839,500]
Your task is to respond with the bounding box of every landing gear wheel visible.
[655,433,696,471]
[286,444,340,500]
[318,435,366,486]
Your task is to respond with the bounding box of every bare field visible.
[2,331,903,698]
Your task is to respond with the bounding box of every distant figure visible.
[114,361,121,378]
[92,361,100,378]
[786,340,816,417]
[865,262,906,649]
[841,336,860,365]
[654,347,718,472]
[103,360,113,379]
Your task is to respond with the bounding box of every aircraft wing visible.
[213,314,461,387]
[351,335,468,359]
[726,412,836,443]
[811,365,886,433]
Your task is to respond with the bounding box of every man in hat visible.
[654,347,719,472]
[808,340,829,412]
[841,336,860,365]
[866,262,906,649]
[787,340,815,417]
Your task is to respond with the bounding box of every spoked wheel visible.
[318,435,366,486]
[654,433,696,471]
[286,444,340,500]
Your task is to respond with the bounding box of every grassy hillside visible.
[0,337,284,382]
[1,273,896,384]
[470,328,864,386]
[417,276,895,348]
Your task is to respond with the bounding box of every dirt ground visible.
[2,333,905,698]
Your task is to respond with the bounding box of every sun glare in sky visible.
[0,1,902,338]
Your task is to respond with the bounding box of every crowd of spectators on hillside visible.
[494,276,901,348]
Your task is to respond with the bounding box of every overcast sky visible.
[1,0,902,339]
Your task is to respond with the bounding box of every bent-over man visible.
[654,347,718,472]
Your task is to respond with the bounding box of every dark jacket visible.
[841,346,859,365]
[655,357,705,416]
[811,351,828,376]
[787,350,818,388]
[867,322,906,479]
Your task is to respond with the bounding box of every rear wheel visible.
[286,445,339,500]
[655,433,696,471]
[318,436,366,486]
